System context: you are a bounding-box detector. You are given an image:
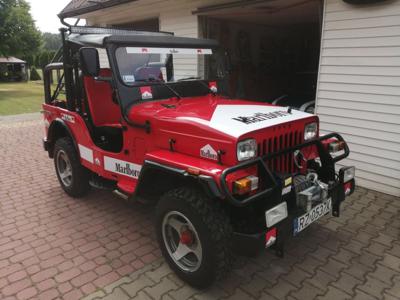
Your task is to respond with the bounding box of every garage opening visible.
[197,0,323,112]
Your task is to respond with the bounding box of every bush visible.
[30,67,41,81]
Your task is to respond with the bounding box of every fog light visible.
[340,166,355,183]
[234,175,259,195]
[265,202,288,227]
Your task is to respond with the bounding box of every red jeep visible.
[42,26,355,288]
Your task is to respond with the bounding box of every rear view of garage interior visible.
[197,0,322,112]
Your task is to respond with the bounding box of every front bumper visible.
[232,177,355,256]
[220,132,350,207]
[224,132,354,255]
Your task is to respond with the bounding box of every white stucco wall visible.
[316,0,400,196]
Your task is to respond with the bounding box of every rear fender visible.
[46,119,77,158]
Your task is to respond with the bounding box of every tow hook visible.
[272,241,284,258]
[330,181,345,218]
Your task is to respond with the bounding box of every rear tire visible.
[53,137,90,198]
[156,187,233,288]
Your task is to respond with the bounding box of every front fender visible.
[135,150,225,199]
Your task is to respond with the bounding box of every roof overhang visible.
[59,0,138,19]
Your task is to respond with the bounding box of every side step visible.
[90,176,149,205]
[113,189,129,201]
[89,175,117,190]
[113,189,151,205]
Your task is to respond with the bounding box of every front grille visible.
[258,130,304,174]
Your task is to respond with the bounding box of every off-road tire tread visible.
[54,137,90,198]
[157,187,233,288]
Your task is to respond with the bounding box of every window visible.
[115,46,223,86]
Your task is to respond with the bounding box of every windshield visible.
[115,46,225,86]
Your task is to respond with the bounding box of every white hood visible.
[177,105,312,138]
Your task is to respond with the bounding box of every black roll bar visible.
[44,63,64,104]
[60,28,75,111]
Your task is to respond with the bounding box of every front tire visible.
[53,137,90,198]
[156,187,233,288]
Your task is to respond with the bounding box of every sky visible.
[27,0,81,33]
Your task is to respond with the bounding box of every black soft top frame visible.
[104,35,219,48]
[69,26,172,36]
[66,26,218,49]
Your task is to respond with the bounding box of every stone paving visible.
[0,115,399,300]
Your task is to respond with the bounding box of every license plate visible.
[293,198,332,235]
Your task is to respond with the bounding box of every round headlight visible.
[237,139,257,161]
[304,122,318,140]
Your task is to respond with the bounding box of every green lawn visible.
[0,81,44,115]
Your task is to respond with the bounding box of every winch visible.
[295,173,329,212]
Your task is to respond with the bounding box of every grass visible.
[0,81,44,116]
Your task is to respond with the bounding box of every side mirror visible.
[79,47,100,77]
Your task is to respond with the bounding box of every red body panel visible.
[43,94,318,195]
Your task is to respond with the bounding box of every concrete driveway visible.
[0,115,399,300]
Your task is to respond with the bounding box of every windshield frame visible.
[112,45,216,88]
[106,42,222,123]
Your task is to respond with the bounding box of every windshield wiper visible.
[136,77,181,99]
[177,77,215,95]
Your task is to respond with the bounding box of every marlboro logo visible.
[140,86,153,100]
[61,113,75,123]
[200,144,218,161]
[115,163,140,178]
[209,81,217,93]
[104,156,141,179]
[265,228,277,248]
[232,111,291,125]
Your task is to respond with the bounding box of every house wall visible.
[84,0,232,77]
[316,0,400,196]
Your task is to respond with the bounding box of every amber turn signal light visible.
[233,175,259,195]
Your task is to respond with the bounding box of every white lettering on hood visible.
[177,105,312,138]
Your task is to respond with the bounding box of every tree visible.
[29,66,41,81]
[0,0,42,57]
[24,53,35,66]
[38,51,50,68]
[42,32,61,51]
[37,50,56,68]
